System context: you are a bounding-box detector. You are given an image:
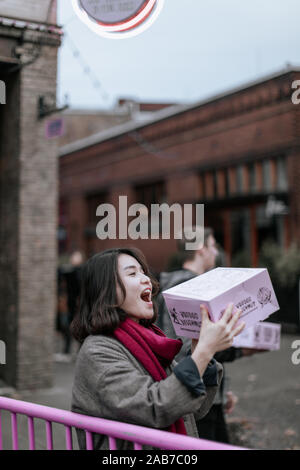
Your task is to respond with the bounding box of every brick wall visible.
[59,110,132,147]
[16,47,59,390]
[0,17,61,389]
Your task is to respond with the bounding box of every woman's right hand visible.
[191,303,245,375]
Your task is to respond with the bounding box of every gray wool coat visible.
[71,334,223,450]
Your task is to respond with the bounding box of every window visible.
[277,156,288,191]
[135,181,166,207]
[86,192,107,237]
[204,172,214,199]
[248,163,256,192]
[199,173,205,199]
[135,181,166,235]
[228,167,237,195]
[262,160,271,191]
[236,165,244,193]
[213,170,218,198]
[216,169,226,198]
[225,169,230,196]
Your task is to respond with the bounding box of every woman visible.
[71,247,245,450]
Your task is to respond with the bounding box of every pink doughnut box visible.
[233,321,281,350]
[162,267,280,339]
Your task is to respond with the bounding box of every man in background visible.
[156,226,247,444]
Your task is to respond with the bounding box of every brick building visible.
[59,67,300,274]
[0,0,62,389]
[59,99,174,147]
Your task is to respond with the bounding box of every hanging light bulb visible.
[71,0,164,39]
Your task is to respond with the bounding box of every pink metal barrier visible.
[0,397,246,450]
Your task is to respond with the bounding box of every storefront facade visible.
[59,68,300,273]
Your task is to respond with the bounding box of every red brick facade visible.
[59,68,300,273]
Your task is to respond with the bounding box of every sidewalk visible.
[0,332,299,450]
[0,356,78,450]
[226,331,300,450]
[0,354,78,450]
[0,333,79,450]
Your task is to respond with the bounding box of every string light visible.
[61,10,175,159]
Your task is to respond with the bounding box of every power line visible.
[63,14,77,27]
[63,30,110,103]
[61,15,177,160]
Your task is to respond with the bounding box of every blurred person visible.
[56,251,83,360]
[70,247,245,450]
[156,226,256,444]
[65,251,84,326]
[156,227,218,358]
[55,267,72,360]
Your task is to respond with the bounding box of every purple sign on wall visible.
[46,118,65,139]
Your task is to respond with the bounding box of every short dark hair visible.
[70,247,159,343]
[176,226,214,264]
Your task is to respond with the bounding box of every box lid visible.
[162,267,266,301]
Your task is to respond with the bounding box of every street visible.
[226,332,300,450]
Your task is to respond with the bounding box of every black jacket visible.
[156,268,243,401]
[156,269,197,361]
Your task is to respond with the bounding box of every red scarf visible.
[113,317,187,435]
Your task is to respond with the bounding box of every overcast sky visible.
[57,0,300,110]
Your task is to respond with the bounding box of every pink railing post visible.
[11,413,18,450]
[46,421,53,450]
[28,416,35,450]
[0,411,2,450]
[85,431,93,450]
[65,426,73,450]
[109,436,117,450]
[134,442,143,450]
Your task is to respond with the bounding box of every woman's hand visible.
[198,303,245,356]
[191,303,245,376]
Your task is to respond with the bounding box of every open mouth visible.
[140,288,152,303]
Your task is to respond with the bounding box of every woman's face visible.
[116,253,154,323]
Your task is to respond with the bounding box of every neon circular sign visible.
[72,0,165,39]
